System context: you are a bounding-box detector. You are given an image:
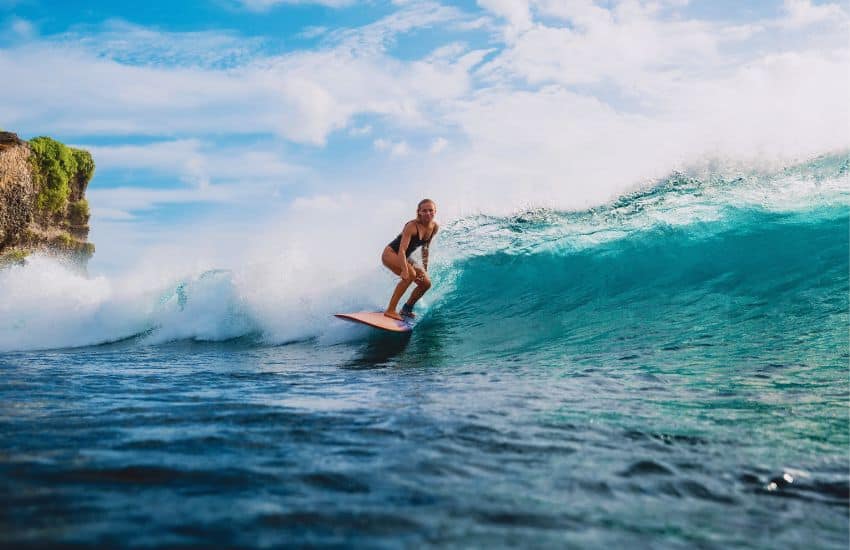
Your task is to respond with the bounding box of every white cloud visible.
[0,5,478,145]
[80,139,307,222]
[60,19,266,68]
[326,2,465,54]
[780,0,847,28]
[373,138,390,151]
[477,2,721,89]
[391,141,410,156]
[91,207,135,221]
[717,23,766,42]
[89,186,229,213]
[453,15,492,31]
[420,45,850,217]
[533,0,612,30]
[297,26,328,39]
[374,138,409,156]
[348,124,373,136]
[84,140,303,188]
[86,140,205,183]
[477,0,533,34]
[291,193,353,212]
[429,137,448,153]
[87,179,285,216]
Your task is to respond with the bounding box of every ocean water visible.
[1,154,848,548]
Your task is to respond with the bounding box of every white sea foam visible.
[0,205,410,351]
[0,255,151,351]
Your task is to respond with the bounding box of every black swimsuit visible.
[388,223,435,258]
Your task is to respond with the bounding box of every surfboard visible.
[334,311,414,333]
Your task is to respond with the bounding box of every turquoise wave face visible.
[430,208,848,362]
[425,153,849,364]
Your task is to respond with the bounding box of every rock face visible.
[0,131,95,267]
[0,133,35,249]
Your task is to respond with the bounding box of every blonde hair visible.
[418,199,436,209]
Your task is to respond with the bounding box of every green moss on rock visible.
[72,149,94,184]
[0,249,28,267]
[69,199,90,225]
[53,233,73,248]
[28,136,95,216]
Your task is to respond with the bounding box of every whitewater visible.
[1,152,848,547]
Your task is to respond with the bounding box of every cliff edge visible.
[0,131,95,267]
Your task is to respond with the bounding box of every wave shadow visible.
[342,331,412,370]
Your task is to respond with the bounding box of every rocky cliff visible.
[0,131,95,267]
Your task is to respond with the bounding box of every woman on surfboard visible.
[382,199,438,321]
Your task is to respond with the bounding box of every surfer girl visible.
[382,199,438,321]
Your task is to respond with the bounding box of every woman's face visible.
[417,201,436,224]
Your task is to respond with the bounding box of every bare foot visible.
[400,310,416,318]
[384,310,403,321]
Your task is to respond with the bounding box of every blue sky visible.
[1,0,848,271]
